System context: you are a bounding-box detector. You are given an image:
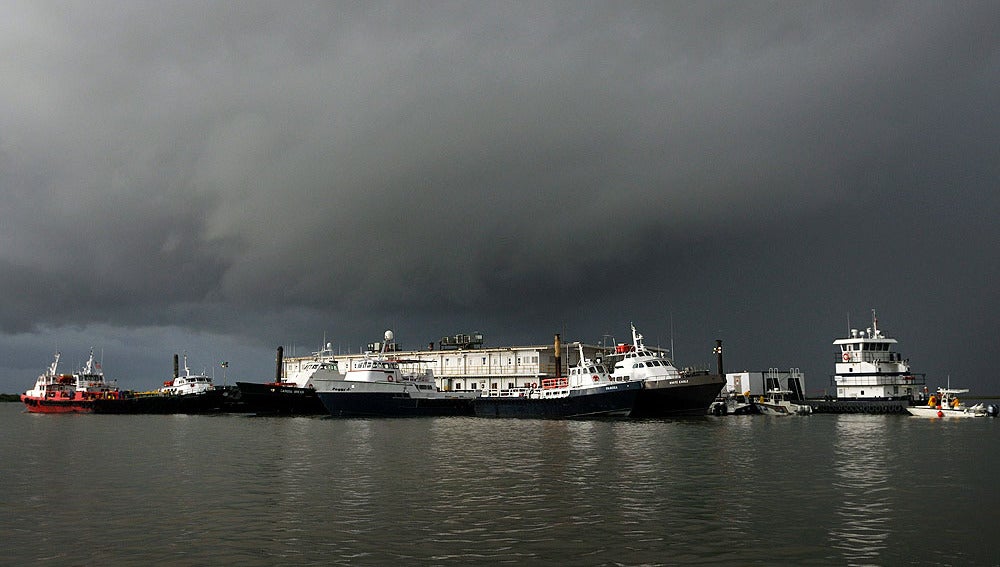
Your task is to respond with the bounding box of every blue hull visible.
[317,391,475,417]
[474,382,642,418]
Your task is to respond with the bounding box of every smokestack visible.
[275,346,284,383]
[554,334,562,378]
[173,354,179,380]
[714,340,724,376]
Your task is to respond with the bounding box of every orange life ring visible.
[842,352,850,362]
[592,375,599,383]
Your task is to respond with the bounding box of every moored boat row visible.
[20,313,994,419]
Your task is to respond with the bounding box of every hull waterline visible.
[630,374,726,418]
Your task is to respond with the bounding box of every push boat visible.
[91,354,239,414]
[606,325,725,417]
[906,388,999,418]
[756,389,812,416]
[474,342,643,418]
[314,331,477,417]
[236,344,338,415]
[21,350,119,414]
[808,310,926,414]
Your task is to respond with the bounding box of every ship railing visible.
[483,386,534,398]
[830,373,926,386]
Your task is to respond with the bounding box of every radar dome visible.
[384,330,394,342]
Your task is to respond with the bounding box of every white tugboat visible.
[811,310,927,414]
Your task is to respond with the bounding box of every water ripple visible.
[4,407,1000,565]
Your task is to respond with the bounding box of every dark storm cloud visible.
[1,1,997,391]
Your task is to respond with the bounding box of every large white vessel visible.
[313,331,477,417]
[607,324,725,417]
[831,310,925,401]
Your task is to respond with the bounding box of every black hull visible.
[806,398,915,414]
[235,382,327,415]
[474,383,642,419]
[317,391,475,417]
[90,387,242,414]
[630,374,726,418]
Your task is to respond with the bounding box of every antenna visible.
[670,312,676,362]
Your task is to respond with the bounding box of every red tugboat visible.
[21,349,119,413]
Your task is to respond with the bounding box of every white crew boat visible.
[313,331,476,417]
[756,388,812,416]
[606,324,725,417]
[907,388,996,418]
[831,310,926,400]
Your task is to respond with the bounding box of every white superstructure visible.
[281,343,342,388]
[832,310,925,399]
[312,338,585,392]
[160,355,214,395]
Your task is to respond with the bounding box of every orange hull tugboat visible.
[21,350,120,413]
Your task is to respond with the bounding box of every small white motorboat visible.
[756,388,812,416]
[906,388,996,418]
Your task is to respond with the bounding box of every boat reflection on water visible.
[829,416,891,564]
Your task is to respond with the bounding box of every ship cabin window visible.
[491,382,498,389]
[482,358,487,365]
[508,382,515,389]
[456,382,463,390]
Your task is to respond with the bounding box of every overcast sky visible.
[2,1,997,395]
